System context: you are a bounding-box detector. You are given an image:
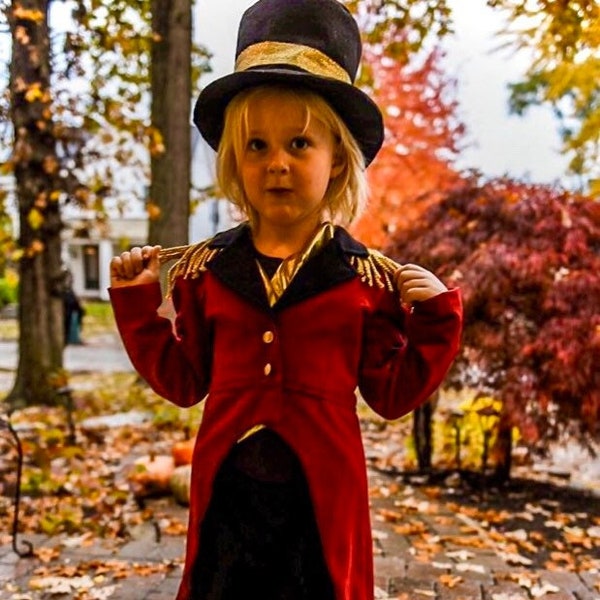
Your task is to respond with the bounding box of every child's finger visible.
[122,247,149,279]
[402,285,439,304]
[395,265,447,303]
[142,245,162,275]
[395,263,426,281]
[109,257,125,281]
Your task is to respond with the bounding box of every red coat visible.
[110,224,462,600]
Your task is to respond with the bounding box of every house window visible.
[83,244,100,290]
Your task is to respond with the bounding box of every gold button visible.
[264,363,272,376]
[262,331,274,343]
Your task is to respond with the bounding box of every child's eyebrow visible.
[246,125,309,138]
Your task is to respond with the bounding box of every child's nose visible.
[267,148,290,174]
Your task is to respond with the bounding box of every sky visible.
[194,0,572,189]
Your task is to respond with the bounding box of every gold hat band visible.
[235,41,352,84]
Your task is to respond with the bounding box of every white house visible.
[62,129,237,301]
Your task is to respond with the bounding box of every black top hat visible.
[193,0,384,166]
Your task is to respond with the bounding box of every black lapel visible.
[205,223,370,313]
[206,223,272,312]
[334,226,370,258]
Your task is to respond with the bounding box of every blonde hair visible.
[216,84,368,228]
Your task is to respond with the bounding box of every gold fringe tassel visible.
[349,250,400,292]
[158,246,190,265]
[159,241,220,296]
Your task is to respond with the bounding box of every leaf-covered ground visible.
[364,419,600,573]
[0,311,599,598]
[441,477,600,572]
[1,377,599,597]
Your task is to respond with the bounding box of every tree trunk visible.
[412,392,438,472]
[492,416,513,483]
[148,0,192,249]
[8,0,64,407]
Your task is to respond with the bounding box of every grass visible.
[0,318,17,340]
[0,300,118,341]
[81,300,118,337]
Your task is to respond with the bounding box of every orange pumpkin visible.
[171,438,195,467]
[128,454,175,498]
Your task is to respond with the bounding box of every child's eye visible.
[290,137,309,150]
[247,138,266,151]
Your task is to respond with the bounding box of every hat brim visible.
[193,68,384,166]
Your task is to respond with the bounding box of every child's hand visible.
[395,264,448,305]
[110,245,162,289]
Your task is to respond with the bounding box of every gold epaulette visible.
[159,239,220,295]
[349,250,400,292]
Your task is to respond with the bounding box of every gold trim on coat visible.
[256,222,335,307]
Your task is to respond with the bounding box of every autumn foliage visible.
[352,46,464,249]
[387,177,600,447]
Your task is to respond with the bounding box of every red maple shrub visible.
[387,177,600,469]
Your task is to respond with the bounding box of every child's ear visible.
[330,152,344,179]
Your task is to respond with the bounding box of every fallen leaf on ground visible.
[445,549,475,560]
[29,575,95,593]
[500,551,534,566]
[456,562,487,574]
[530,582,560,597]
[439,573,463,588]
[394,521,428,535]
[33,546,61,563]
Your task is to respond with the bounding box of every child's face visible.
[238,92,343,232]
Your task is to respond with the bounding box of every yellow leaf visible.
[25,83,43,103]
[149,127,165,156]
[11,248,24,261]
[13,6,44,22]
[0,161,14,175]
[27,207,44,229]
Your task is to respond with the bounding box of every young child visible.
[109,1,462,598]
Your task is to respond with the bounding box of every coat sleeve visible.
[358,287,462,420]
[109,278,211,407]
